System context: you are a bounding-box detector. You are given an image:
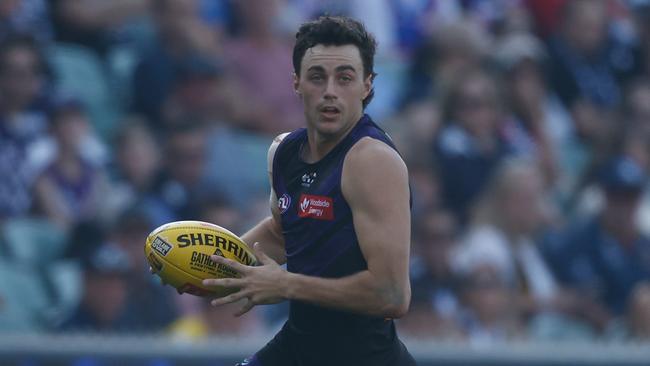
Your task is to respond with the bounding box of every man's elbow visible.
[380,287,411,318]
[384,301,409,319]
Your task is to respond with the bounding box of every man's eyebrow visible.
[307,65,326,73]
[335,65,357,73]
[306,65,358,73]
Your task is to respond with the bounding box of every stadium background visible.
[1,0,650,365]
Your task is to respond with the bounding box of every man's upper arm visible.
[341,138,411,303]
[267,133,289,228]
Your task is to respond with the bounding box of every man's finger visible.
[211,291,249,307]
[209,254,250,274]
[234,299,255,317]
[202,277,244,288]
[253,242,274,265]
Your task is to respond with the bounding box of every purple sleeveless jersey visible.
[260,114,416,366]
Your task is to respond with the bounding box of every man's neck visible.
[304,113,363,163]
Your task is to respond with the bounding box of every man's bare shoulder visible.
[267,132,291,173]
[342,137,409,204]
[344,137,407,175]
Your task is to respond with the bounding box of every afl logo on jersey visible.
[278,193,291,214]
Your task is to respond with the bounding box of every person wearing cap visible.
[60,242,133,332]
[60,219,180,333]
[546,156,650,331]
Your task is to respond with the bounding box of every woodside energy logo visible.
[298,194,334,220]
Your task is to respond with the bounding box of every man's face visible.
[294,44,371,139]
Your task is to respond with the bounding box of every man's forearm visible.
[285,270,409,318]
[241,216,286,264]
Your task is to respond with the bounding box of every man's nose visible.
[324,77,337,99]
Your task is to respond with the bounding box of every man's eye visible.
[310,74,324,81]
[339,75,352,82]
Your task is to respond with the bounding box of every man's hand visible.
[202,243,288,317]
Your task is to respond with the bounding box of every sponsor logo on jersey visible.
[298,194,334,220]
[152,237,172,256]
[278,193,291,214]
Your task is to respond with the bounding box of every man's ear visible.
[363,73,373,100]
[293,72,300,95]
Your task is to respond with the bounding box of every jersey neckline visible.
[296,114,370,167]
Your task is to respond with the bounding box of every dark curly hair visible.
[293,16,378,109]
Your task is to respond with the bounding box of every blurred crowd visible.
[0,0,649,346]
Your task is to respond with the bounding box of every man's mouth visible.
[320,106,340,119]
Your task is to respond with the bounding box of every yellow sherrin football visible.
[144,220,257,297]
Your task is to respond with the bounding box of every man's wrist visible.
[283,271,298,300]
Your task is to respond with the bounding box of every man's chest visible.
[278,163,343,223]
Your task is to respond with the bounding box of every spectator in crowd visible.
[110,208,179,332]
[61,219,178,333]
[60,241,133,332]
[132,0,220,126]
[112,116,161,195]
[402,19,488,107]
[399,208,463,339]
[547,157,650,324]
[49,0,151,58]
[160,55,238,128]
[493,33,572,188]
[384,97,441,169]
[223,0,303,134]
[453,157,552,305]
[407,160,443,218]
[0,34,50,220]
[456,265,524,343]
[542,1,627,168]
[452,158,597,338]
[547,0,637,111]
[148,121,215,222]
[105,116,163,222]
[433,68,513,224]
[32,96,109,230]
